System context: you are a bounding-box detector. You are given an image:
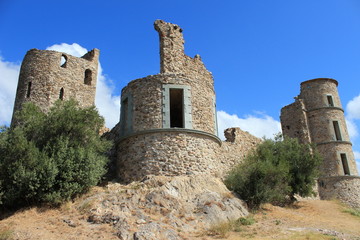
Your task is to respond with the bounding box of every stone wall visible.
[117,130,221,182]
[12,48,99,125]
[318,176,360,208]
[217,128,262,175]
[116,127,261,182]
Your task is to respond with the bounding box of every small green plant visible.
[237,216,256,226]
[275,219,281,225]
[343,207,360,218]
[0,228,14,240]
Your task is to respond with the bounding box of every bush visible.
[225,134,322,209]
[0,100,112,207]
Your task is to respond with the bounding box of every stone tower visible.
[11,48,99,125]
[116,20,221,182]
[281,78,360,207]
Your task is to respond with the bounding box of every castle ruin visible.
[11,48,100,125]
[281,78,360,207]
[10,20,360,207]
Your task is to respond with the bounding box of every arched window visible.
[26,82,32,98]
[84,69,92,85]
[59,88,64,100]
[60,55,67,68]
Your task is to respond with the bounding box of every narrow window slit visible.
[340,153,350,175]
[84,69,92,85]
[26,82,32,98]
[333,121,342,141]
[327,95,334,107]
[59,88,64,100]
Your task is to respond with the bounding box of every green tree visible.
[225,135,322,209]
[0,100,112,207]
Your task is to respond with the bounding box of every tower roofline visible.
[301,78,338,86]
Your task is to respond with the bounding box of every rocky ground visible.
[0,175,359,240]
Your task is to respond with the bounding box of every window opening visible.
[60,55,67,68]
[327,95,334,107]
[84,69,92,85]
[59,88,64,100]
[122,98,128,130]
[170,88,184,128]
[333,121,342,141]
[340,153,350,175]
[26,82,32,98]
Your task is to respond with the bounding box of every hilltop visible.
[1,175,359,240]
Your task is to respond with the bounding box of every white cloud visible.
[217,110,281,140]
[0,56,20,126]
[346,94,360,120]
[46,43,120,128]
[46,43,88,57]
[346,118,358,140]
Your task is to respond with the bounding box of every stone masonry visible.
[281,78,360,207]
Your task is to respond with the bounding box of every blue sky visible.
[1,0,360,172]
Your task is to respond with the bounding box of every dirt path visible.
[222,200,360,240]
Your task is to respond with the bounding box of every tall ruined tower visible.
[116,20,220,182]
[11,48,99,125]
[281,78,360,208]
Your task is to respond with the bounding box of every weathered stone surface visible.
[318,176,360,208]
[85,175,249,239]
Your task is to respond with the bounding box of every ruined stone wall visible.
[12,48,99,124]
[318,176,360,208]
[280,99,311,144]
[154,20,214,89]
[217,128,262,175]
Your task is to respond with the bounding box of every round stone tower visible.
[11,48,99,125]
[300,78,357,176]
[281,78,360,208]
[117,20,221,182]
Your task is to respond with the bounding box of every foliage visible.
[0,100,112,207]
[225,134,322,209]
[343,207,360,218]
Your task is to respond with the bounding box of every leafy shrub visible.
[0,100,112,207]
[225,134,322,209]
